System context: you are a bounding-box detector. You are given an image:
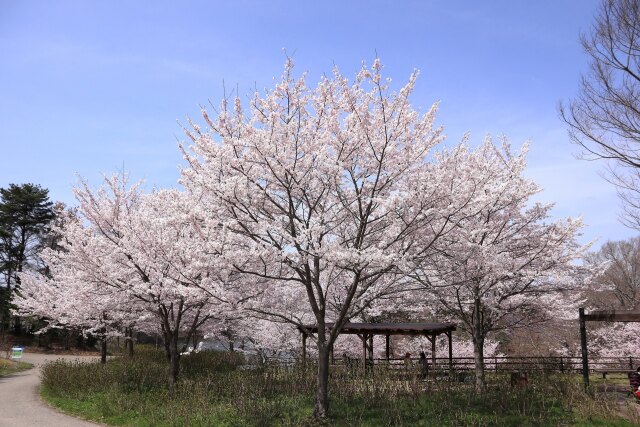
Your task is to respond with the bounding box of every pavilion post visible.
[302,333,307,367]
[361,334,368,373]
[330,342,335,365]
[431,333,437,370]
[447,331,453,373]
[385,335,390,361]
[579,307,590,388]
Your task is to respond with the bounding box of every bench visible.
[593,368,631,379]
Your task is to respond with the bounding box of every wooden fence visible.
[319,355,639,374]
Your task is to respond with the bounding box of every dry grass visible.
[0,357,33,377]
[39,347,639,426]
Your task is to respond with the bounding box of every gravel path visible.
[0,353,102,427]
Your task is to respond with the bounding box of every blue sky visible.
[0,0,633,247]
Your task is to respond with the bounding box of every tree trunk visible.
[472,334,485,392]
[127,339,134,357]
[168,333,180,393]
[13,316,22,335]
[126,328,134,357]
[160,319,181,393]
[160,326,180,393]
[76,332,84,349]
[471,293,487,392]
[100,337,107,365]
[6,267,12,293]
[161,324,171,361]
[314,344,331,419]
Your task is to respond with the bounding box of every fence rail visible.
[287,355,639,374]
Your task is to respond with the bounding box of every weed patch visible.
[40,348,639,426]
[0,358,32,377]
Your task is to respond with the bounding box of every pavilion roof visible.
[299,322,456,336]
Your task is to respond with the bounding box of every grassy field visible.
[39,348,640,426]
[0,357,32,377]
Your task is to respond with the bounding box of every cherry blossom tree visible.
[118,186,231,385]
[393,334,503,360]
[577,237,640,361]
[179,59,466,417]
[18,175,230,388]
[238,316,303,362]
[14,204,141,362]
[589,322,640,359]
[410,138,591,391]
[17,260,142,363]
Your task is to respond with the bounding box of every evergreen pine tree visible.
[0,183,54,332]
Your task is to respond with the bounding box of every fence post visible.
[494,356,498,372]
[447,331,453,375]
[630,356,634,370]
[302,333,307,368]
[560,357,564,373]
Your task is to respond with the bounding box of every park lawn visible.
[0,357,32,377]
[40,385,637,427]
[38,349,640,427]
[41,387,175,427]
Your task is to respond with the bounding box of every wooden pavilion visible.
[579,307,640,386]
[298,322,457,371]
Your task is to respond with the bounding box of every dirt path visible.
[0,353,102,427]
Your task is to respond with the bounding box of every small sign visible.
[10,347,23,359]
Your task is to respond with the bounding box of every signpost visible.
[10,347,24,360]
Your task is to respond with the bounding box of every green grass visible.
[40,386,637,427]
[41,388,165,427]
[38,347,640,426]
[0,357,32,377]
